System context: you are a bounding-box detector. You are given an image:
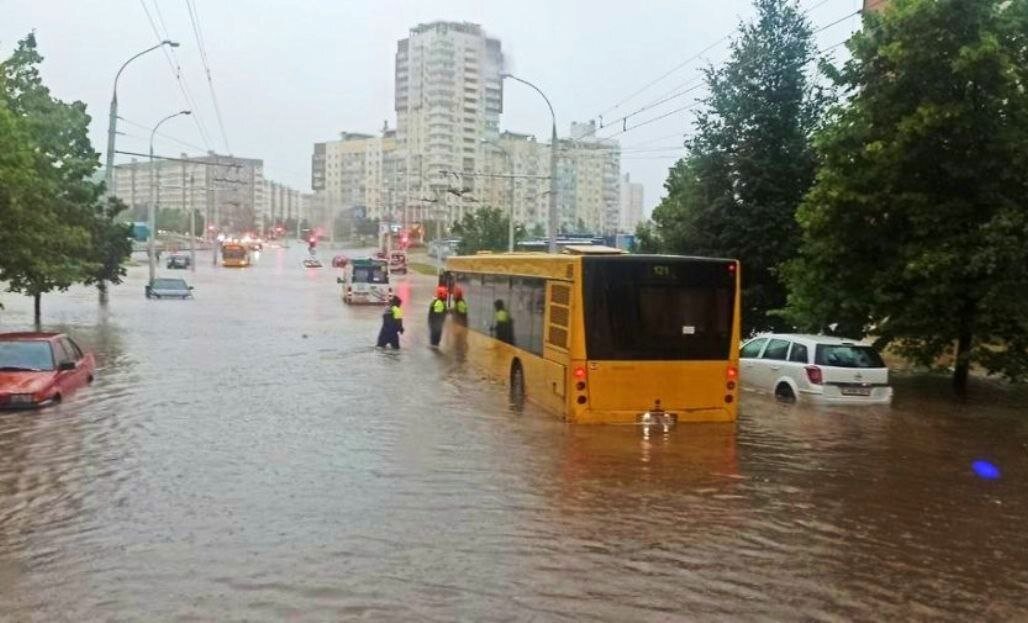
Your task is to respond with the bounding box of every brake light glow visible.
[805,365,823,385]
[573,367,587,380]
[726,365,738,380]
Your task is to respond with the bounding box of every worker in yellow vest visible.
[428,286,448,348]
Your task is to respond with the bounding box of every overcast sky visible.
[4,0,862,215]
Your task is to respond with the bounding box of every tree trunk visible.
[98,280,109,305]
[952,301,975,396]
[33,293,41,328]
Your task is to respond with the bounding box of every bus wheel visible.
[509,361,525,412]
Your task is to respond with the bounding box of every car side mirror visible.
[58,361,76,372]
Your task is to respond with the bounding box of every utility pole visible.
[105,40,178,197]
[188,172,196,272]
[502,73,559,253]
[149,110,191,285]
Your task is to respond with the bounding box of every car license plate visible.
[841,387,872,397]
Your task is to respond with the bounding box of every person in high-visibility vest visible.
[492,299,514,345]
[427,286,448,348]
[377,295,404,349]
[451,286,468,326]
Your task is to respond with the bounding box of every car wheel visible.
[509,361,525,412]
[775,382,796,403]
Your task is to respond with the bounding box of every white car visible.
[739,333,893,405]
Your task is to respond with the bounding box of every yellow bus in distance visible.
[444,249,741,424]
[221,243,251,268]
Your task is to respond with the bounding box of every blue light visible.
[972,460,1001,480]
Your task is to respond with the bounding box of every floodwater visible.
[0,245,1026,621]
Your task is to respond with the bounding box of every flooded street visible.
[0,246,1026,621]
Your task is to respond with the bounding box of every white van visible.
[339,258,391,305]
[739,333,893,405]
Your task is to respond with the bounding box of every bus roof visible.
[446,252,737,280]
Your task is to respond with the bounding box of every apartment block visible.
[619,172,644,234]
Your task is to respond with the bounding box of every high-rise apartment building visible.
[113,153,274,233]
[395,21,503,221]
[312,129,399,224]
[619,173,644,234]
[558,121,621,234]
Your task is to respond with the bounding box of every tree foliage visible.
[0,34,131,316]
[648,0,828,333]
[783,0,1028,391]
[451,207,522,255]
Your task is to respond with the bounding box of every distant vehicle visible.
[302,258,323,269]
[340,258,390,304]
[739,333,893,404]
[166,253,191,269]
[248,240,263,252]
[428,239,460,259]
[389,251,408,274]
[0,332,95,409]
[221,242,251,267]
[331,255,349,268]
[146,278,194,299]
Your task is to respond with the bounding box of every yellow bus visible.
[444,248,741,424]
[221,242,251,268]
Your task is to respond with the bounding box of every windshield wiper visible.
[0,366,42,372]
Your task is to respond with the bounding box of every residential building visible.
[311,128,399,226]
[394,21,504,222]
[619,173,644,234]
[559,121,621,234]
[113,153,267,233]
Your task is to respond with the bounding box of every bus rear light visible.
[575,381,586,391]
[573,367,587,380]
[576,395,587,405]
[726,365,738,380]
[726,380,736,391]
[805,365,823,385]
[725,394,734,403]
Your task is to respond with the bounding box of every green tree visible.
[451,207,522,254]
[0,34,101,323]
[783,0,1028,393]
[83,197,133,303]
[649,0,828,333]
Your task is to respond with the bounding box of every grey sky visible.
[4,0,862,215]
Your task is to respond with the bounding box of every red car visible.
[0,332,95,409]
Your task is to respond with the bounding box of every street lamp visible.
[482,138,515,252]
[148,110,191,285]
[501,73,558,254]
[104,40,179,196]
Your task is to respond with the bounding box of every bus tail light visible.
[573,367,587,380]
[573,366,588,406]
[805,365,823,385]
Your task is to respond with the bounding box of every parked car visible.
[331,254,349,268]
[302,258,323,269]
[166,253,191,269]
[739,333,893,405]
[145,278,194,299]
[0,332,95,409]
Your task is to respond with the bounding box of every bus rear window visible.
[583,258,736,360]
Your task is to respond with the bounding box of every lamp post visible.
[148,110,191,285]
[501,73,558,253]
[104,40,179,196]
[482,138,515,252]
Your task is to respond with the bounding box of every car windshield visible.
[153,279,187,290]
[815,344,886,368]
[352,267,388,283]
[0,341,54,371]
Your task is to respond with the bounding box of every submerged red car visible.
[0,332,95,409]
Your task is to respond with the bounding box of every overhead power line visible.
[118,116,209,153]
[594,0,860,121]
[185,0,232,154]
[138,0,215,150]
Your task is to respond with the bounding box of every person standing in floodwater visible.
[427,286,448,348]
[377,295,404,349]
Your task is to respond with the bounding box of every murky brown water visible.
[1,246,1026,621]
